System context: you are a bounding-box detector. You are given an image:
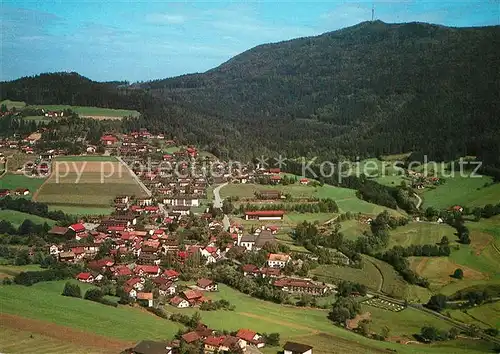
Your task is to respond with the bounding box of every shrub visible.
[62,281,81,298]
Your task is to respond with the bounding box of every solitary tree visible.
[452,268,464,279]
[62,281,82,298]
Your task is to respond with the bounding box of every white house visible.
[49,244,60,255]
[267,253,291,268]
[238,234,256,251]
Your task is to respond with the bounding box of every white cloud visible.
[146,13,186,24]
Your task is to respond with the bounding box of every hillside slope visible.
[0,72,149,111]
[144,21,500,162]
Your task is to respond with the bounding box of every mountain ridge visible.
[1,21,499,165]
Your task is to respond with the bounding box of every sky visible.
[1,0,499,82]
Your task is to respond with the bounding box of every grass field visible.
[405,216,500,295]
[29,105,140,118]
[0,99,26,110]
[221,182,402,217]
[448,302,500,329]
[0,210,56,228]
[48,205,114,216]
[420,175,500,209]
[339,219,370,241]
[35,158,147,211]
[0,326,115,354]
[0,264,42,278]
[310,261,383,291]
[0,281,183,341]
[365,256,411,299]
[169,284,490,354]
[388,222,457,248]
[54,155,118,162]
[0,173,46,199]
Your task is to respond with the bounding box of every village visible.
[1,107,499,354]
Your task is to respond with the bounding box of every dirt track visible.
[0,313,134,353]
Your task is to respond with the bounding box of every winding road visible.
[213,182,230,230]
[413,192,422,209]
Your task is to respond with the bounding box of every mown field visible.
[0,326,116,354]
[420,175,500,209]
[221,182,403,217]
[0,173,46,199]
[0,276,493,354]
[0,281,183,342]
[0,210,56,228]
[310,261,383,291]
[168,284,490,354]
[408,217,500,294]
[448,302,500,329]
[35,157,146,212]
[0,99,26,110]
[29,104,140,118]
[387,222,456,248]
[339,219,370,241]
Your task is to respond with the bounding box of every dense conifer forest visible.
[2,21,499,167]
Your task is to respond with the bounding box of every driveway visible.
[212,183,230,230]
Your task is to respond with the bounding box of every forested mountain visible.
[143,21,500,164]
[0,72,151,111]
[2,21,500,166]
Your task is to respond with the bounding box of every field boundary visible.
[0,313,133,352]
[116,156,152,197]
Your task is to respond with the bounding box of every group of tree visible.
[336,280,368,297]
[419,326,460,342]
[12,263,82,286]
[0,196,76,224]
[84,288,117,307]
[200,299,235,311]
[328,296,361,326]
[388,244,451,258]
[211,263,290,304]
[62,281,82,298]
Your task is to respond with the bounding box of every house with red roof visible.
[196,278,218,292]
[236,329,265,348]
[88,258,114,271]
[100,135,118,145]
[273,277,327,296]
[181,331,200,343]
[163,269,180,281]
[144,206,159,214]
[125,277,144,291]
[136,292,154,307]
[242,264,260,277]
[114,265,133,277]
[450,205,464,213]
[170,296,190,308]
[299,178,310,185]
[158,282,177,297]
[245,210,285,221]
[76,272,94,283]
[182,289,208,306]
[70,247,85,260]
[68,223,87,240]
[134,265,160,278]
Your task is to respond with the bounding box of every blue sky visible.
[1,0,499,82]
